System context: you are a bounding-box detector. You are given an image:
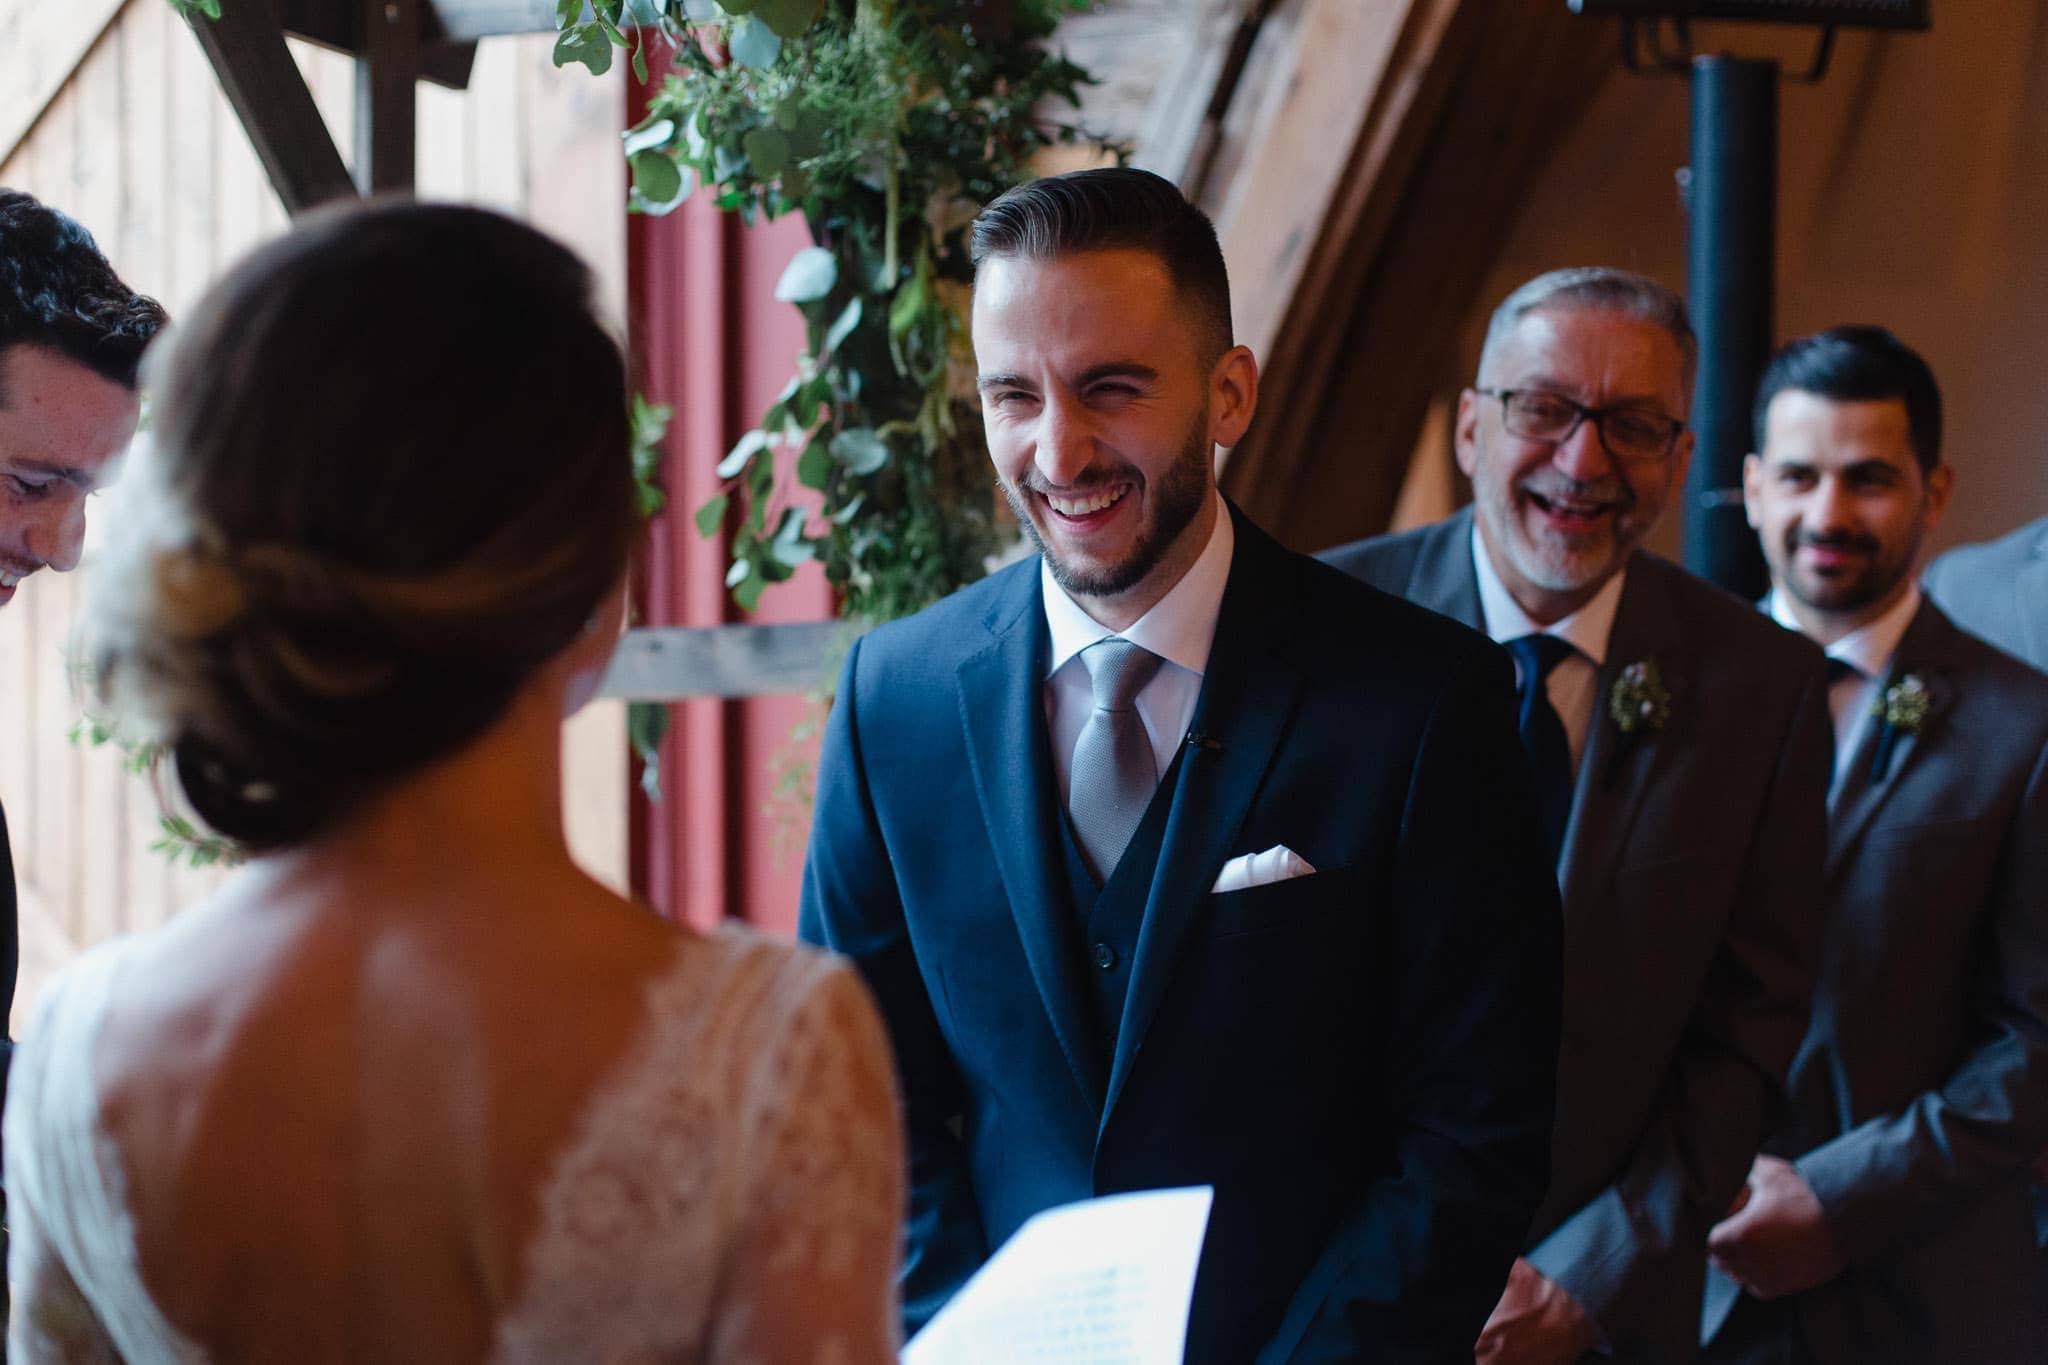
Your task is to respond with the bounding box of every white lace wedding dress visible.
[4,924,902,1363]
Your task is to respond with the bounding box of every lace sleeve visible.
[706,958,904,1365]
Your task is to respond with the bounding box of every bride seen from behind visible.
[4,201,903,1363]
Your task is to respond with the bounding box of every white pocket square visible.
[1209,845,1316,895]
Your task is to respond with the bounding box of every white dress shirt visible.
[1043,507,1235,807]
[1471,523,1626,773]
[1769,582,1921,783]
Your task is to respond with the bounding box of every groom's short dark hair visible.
[970,167,1233,365]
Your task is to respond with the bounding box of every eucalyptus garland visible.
[555,0,1116,621]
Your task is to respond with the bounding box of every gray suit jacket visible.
[1325,507,1833,1364]
[1703,599,2048,1363]
[1923,515,2048,672]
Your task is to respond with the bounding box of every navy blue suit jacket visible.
[800,508,1563,1362]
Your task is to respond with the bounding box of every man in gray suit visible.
[1324,268,1833,1364]
[1700,325,2048,1364]
[1922,514,2048,671]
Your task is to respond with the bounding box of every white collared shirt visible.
[1043,506,1235,807]
[1769,582,1921,781]
[1471,522,1627,772]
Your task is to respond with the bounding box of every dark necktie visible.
[1507,634,1578,867]
[1068,638,1166,882]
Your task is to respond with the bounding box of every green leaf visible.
[712,141,748,182]
[741,127,789,179]
[728,16,782,69]
[717,428,770,480]
[725,557,752,589]
[631,37,650,84]
[630,150,684,207]
[821,296,863,358]
[831,492,865,524]
[796,440,831,490]
[770,507,815,566]
[733,566,768,613]
[756,0,822,40]
[627,700,670,803]
[621,116,674,157]
[889,268,929,343]
[555,0,581,28]
[551,23,613,74]
[830,426,889,475]
[774,246,837,303]
[694,492,730,537]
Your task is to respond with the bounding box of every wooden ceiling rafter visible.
[180,0,576,211]
[1206,0,1623,549]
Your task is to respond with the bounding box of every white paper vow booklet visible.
[902,1186,1214,1365]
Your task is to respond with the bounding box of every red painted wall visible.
[627,52,834,936]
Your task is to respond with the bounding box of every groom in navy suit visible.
[799,168,1565,1362]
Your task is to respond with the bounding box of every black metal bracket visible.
[1618,15,1839,82]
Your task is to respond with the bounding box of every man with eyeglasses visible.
[1325,268,1832,1364]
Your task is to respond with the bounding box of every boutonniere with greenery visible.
[1867,672,1931,781]
[1603,659,1671,788]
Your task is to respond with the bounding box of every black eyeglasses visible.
[1475,388,1687,464]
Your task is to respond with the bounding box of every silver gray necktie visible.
[1068,638,1165,882]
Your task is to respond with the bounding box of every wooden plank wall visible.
[0,1,626,1031]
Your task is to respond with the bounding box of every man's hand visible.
[1474,1257,1601,1365]
[1707,1155,1846,1300]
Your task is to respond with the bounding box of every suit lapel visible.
[1558,559,1687,938]
[1102,513,1306,1125]
[956,567,1107,1109]
[2018,533,2048,666]
[1825,601,1957,880]
[1405,504,1486,630]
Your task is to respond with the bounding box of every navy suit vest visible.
[1055,747,1186,1062]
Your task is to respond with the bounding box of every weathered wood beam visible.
[355,0,421,193]
[598,622,855,701]
[427,0,561,40]
[183,0,358,213]
[0,0,127,168]
[277,0,479,89]
[1212,0,1472,459]
[1220,0,1620,551]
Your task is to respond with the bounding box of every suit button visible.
[1093,942,1118,971]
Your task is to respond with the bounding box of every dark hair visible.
[0,188,167,395]
[88,201,636,850]
[970,167,1234,363]
[1753,325,1943,471]
[1480,267,1697,396]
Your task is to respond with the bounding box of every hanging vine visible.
[558,0,1117,621]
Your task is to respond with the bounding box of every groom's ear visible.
[1208,346,1258,450]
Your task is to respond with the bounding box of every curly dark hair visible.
[0,187,167,396]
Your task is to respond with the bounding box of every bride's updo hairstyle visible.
[88,201,635,850]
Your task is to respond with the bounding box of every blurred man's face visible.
[1745,389,1949,640]
[0,344,139,608]
[1457,306,1694,624]
[973,246,1256,629]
